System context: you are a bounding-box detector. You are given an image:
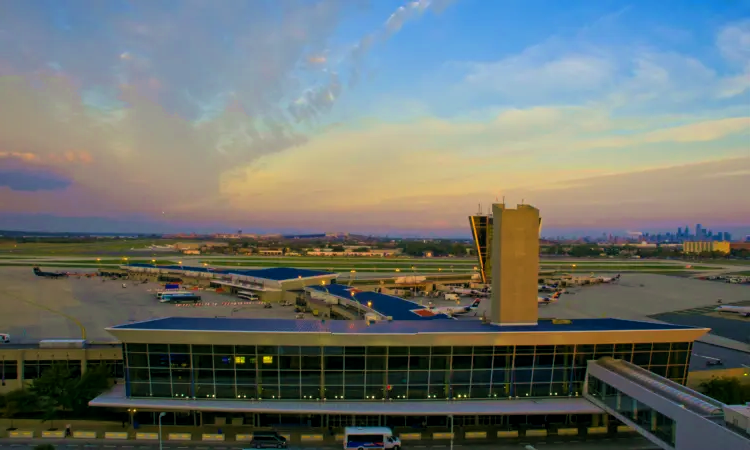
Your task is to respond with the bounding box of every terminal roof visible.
[307,284,452,321]
[111,316,700,334]
[126,263,331,281]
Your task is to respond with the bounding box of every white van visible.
[0,333,10,344]
[444,293,460,301]
[344,427,401,450]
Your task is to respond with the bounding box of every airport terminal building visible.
[87,204,715,439]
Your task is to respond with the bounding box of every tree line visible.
[0,363,112,430]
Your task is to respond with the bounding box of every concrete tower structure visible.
[490,203,541,326]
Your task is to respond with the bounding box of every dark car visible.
[246,432,287,448]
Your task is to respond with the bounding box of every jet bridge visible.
[585,357,750,450]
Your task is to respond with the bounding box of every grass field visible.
[0,239,180,255]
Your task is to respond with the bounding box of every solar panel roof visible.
[125,264,332,281]
[111,316,699,334]
[308,284,452,321]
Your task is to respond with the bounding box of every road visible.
[0,436,655,450]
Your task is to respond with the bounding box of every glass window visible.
[536,345,555,354]
[280,371,300,385]
[345,356,365,371]
[149,353,170,368]
[632,352,651,366]
[366,346,386,355]
[280,385,301,399]
[170,354,190,368]
[192,345,213,354]
[344,372,365,385]
[301,370,321,385]
[634,343,652,352]
[345,346,366,355]
[410,346,430,355]
[130,382,150,397]
[126,353,148,368]
[300,346,321,355]
[652,343,670,351]
[302,356,322,370]
[193,354,213,369]
[453,371,471,384]
[409,356,430,370]
[214,354,235,368]
[126,343,147,352]
[325,371,344,384]
[148,344,168,353]
[196,384,215,398]
[195,369,214,383]
[325,356,344,370]
[671,342,689,351]
[216,384,235,399]
[260,355,278,369]
[388,347,409,355]
[171,368,190,383]
[430,355,450,370]
[494,346,513,354]
[472,370,492,384]
[388,371,408,385]
[128,368,149,382]
[215,370,235,384]
[324,347,343,355]
[473,346,493,355]
[149,368,170,382]
[236,370,256,384]
[279,346,300,355]
[514,369,533,383]
[408,385,429,399]
[409,371,429,384]
[301,386,320,399]
[452,355,472,370]
[431,347,451,355]
[237,385,256,398]
[669,351,688,365]
[534,354,554,367]
[170,344,190,353]
[650,352,669,366]
[151,383,172,397]
[280,355,300,370]
[389,356,409,370]
[260,370,279,384]
[429,370,447,385]
[514,354,534,368]
[555,345,574,354]
[365,371,385,386]
[473,355,492,370]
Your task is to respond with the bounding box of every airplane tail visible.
[470,299,481,308]
[552,292,561,299]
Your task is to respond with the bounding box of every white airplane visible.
[538,292,561,305]
[714,305,750,317]
[450,287,489,297]
[598,274,622,283]
[538,284,557,292]
[426,298,482,316]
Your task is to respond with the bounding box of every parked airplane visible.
[33,266,68,279]
[714,305,750,317]
[427,299,481,316]
[449,287,490,297]
[598,274,622,283]
[538,292,561,305]
[538,284,557,292]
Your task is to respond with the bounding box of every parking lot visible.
[0,267,301,343]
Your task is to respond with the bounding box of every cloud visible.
[0,169,72,192]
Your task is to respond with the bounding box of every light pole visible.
[158,412,166,450]
[449,414,454,450]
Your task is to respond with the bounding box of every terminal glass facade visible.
[469,215,492,284]
[124,342,691,401]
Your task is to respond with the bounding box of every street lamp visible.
[158,412,166,450]
[449,414,454,450]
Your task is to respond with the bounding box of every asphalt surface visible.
[0,267,303,343]
[0,436,654,450]
[690,341,750,371]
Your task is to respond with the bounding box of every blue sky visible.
[0,0,748,236]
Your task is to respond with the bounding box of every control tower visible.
[489,203,541,326]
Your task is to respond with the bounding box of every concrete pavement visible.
[0,436,653,450]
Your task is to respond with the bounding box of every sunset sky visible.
[1,0,749,236]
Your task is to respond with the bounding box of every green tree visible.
[69,364,112,414]
[37,395,58,430]
[699,377,750,404]
[30,363,77,411]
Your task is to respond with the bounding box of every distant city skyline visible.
[1,2,748,232]
[1,213,748,241]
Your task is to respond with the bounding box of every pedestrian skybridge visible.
[585,357,750,450]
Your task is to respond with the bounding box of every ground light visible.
[158,412,166,450]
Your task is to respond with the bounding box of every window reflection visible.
[123,342,691,401]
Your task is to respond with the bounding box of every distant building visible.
[683,241,730,254]
[730,242,750,251]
